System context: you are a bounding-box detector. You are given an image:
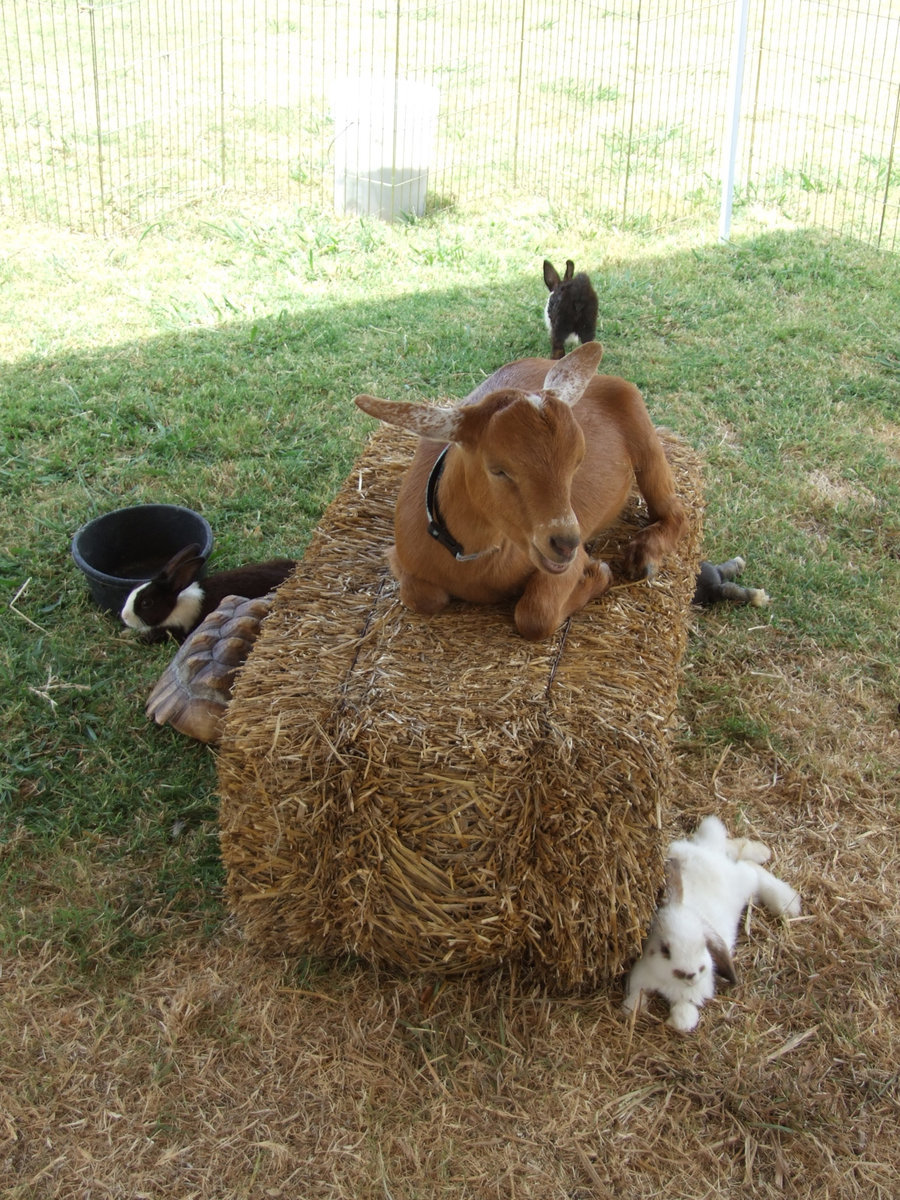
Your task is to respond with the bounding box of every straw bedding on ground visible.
[5,749,898,1200]
[217,423,703,989]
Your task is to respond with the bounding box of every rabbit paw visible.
[667,1001,700,1032]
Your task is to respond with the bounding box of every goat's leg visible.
[398,574,452,614]
[514,556,611,641]
[620,441,688,579]
[621,500,686,578]
[396,572,452,614]
[388,547,452,615]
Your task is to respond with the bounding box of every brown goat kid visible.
[355,342,686,641]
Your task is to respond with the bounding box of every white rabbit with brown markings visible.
[622,816,801,1032]
[543,258,599,359]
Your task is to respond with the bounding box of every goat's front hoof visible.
[622,547,658,582]
[584,560,612,599]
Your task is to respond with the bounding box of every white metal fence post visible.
[719,0,751,242]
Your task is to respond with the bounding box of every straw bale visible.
[217,423,703,991]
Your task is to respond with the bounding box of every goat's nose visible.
[548,533,580,561]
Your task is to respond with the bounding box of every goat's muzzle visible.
[534,531,580,574]
[548,532,581,560]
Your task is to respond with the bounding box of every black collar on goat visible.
[425,444,498,562]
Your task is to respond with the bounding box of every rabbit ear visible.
[160,543,205,592]
[704,925,738,984]
[543,260,561,290]
[664,856,684,904]
[564,260,575,281]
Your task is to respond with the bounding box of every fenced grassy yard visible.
[3,1,899,246]
[1,193,898,1196]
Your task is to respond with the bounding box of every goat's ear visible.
[543,340,604,405]
[704,926,738,984]
[355,394,461,443]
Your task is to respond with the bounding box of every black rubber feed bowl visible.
[72,504,214,614]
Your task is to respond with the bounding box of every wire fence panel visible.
[1,1,898,248]
[743,1,900,251]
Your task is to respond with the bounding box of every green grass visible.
[1,200,898,983]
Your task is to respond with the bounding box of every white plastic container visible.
[331,76,439,221]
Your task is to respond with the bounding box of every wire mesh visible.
[744,0,900,251]
[0,1,898,249]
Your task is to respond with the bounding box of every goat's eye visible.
[660,943,671,959]
[490,467,508,479]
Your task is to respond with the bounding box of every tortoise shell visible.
[145,593,273,743]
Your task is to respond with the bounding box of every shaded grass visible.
[3,209,898,838]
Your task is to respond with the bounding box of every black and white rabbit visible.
[622,816,801,1032]
[543,258,599,359]
[121,542,296,642]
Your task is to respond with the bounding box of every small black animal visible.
[692,556,769,607]
[543,258,599,359]
[121,543,296,642]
